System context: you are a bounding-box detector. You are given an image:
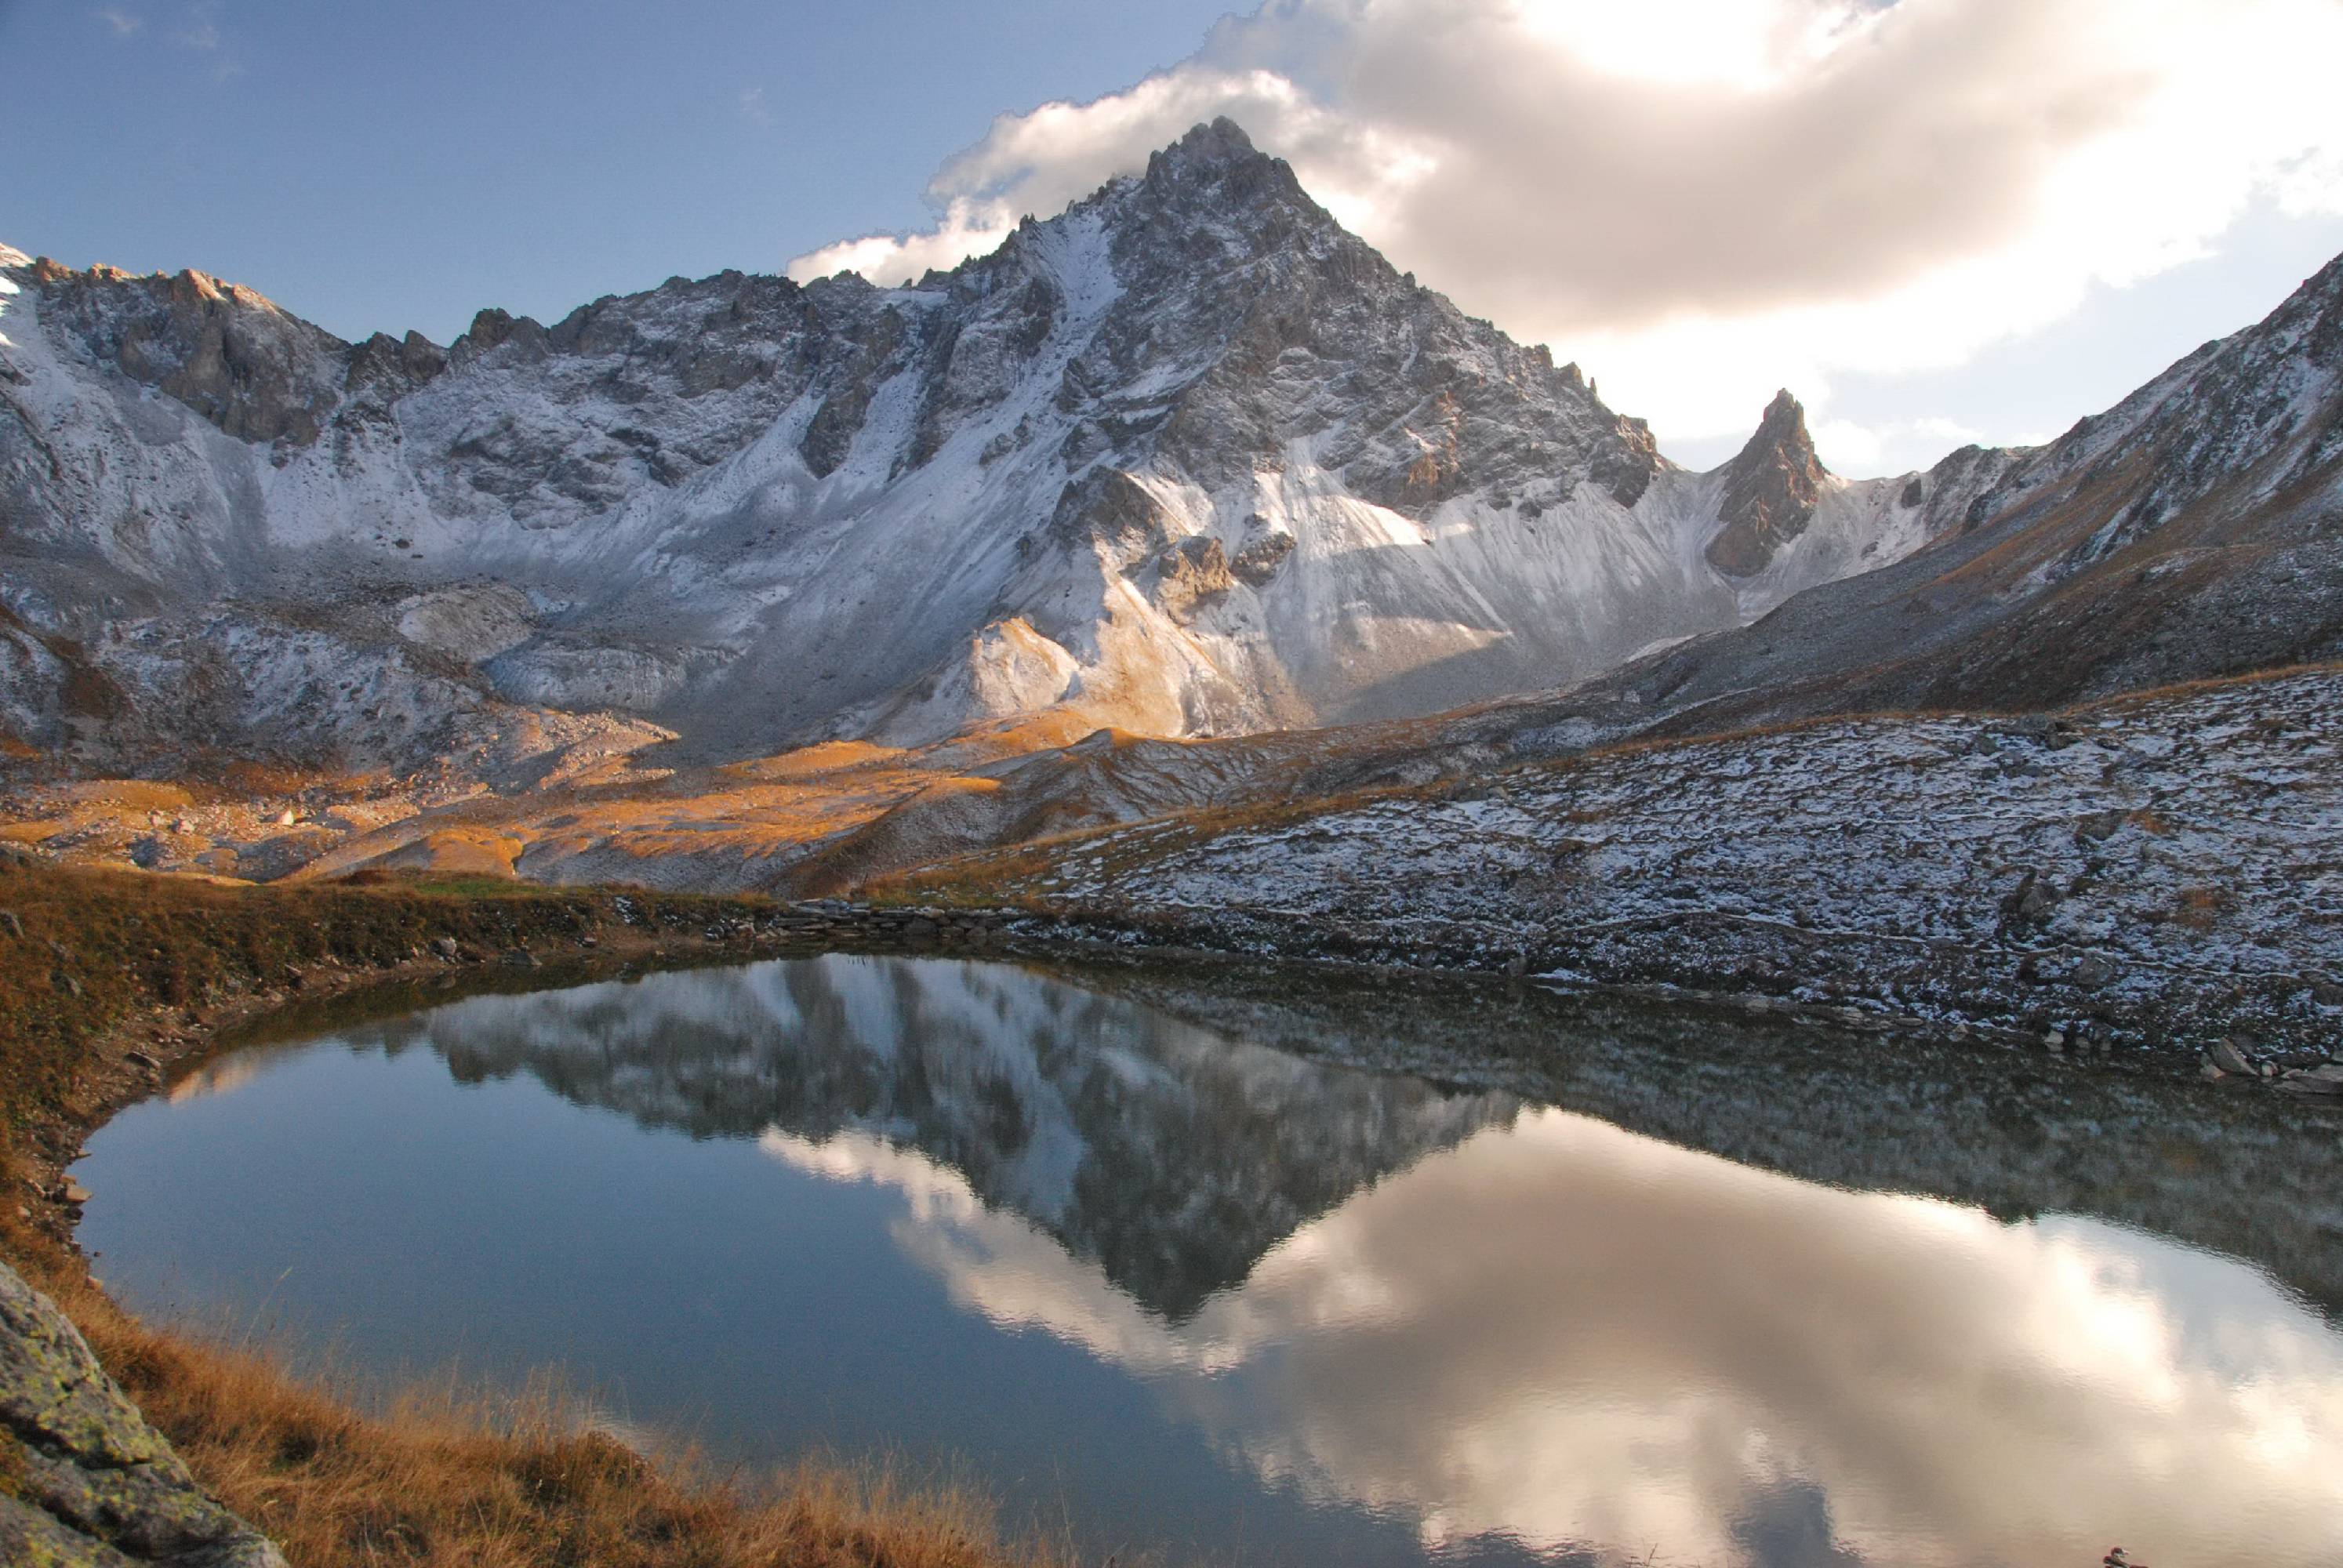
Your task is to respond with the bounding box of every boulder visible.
[0,1260,285,1566]
[2277,1062,2343,1096]
[2070,953,2118,990]
[2003,870,2057,926]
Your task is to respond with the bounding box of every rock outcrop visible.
[0,1261,284,1566]
[1705,390,1827,575]
[31,262,344,448]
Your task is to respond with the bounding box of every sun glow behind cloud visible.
[788,0,2343,470]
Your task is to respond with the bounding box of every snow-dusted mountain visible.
[0,120,1947,774]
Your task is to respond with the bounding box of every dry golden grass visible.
[31,1268,1055,1568]
[0,858,663,1141]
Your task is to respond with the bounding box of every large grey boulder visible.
[0,1260,284,1567]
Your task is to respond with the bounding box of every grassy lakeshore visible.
[0,856,1053,1568]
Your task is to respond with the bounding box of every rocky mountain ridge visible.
[1561,249,2343,735]
[1,121,1952,779]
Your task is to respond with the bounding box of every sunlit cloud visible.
[787,0,2343,457]
[1810,414,1988,474]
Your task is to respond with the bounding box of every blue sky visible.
[1,0,1233,341]
[7,0,2342,476]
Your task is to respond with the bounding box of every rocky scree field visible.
[899,665,2343,1071]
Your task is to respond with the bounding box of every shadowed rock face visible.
[0,1261,284,1566]
[34,261,347,448]
[1706,390,1828,576]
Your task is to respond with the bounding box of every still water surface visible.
[76,956,2343,1567]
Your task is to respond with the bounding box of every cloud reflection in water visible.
[767,1111,2343,1568]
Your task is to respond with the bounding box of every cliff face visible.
[0,125,1943,777]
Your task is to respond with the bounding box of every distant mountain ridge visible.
[1546,247,2343,737]
[0,120,1960,776]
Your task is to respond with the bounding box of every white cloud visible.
[739,86,772,128]
[93,6,143,37]
[168,2,244,83]
[176,1,220,51]
[786,0,2343,450]
[1812,414,1987,475]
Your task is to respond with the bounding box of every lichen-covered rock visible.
[0,1261,284,1566]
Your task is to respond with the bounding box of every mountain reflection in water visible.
[113,956,2343,1568]
[403,955,1520,1319]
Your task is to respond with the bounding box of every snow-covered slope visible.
[0,122,1945,773]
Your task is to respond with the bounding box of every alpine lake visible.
[74,953,2343,1568]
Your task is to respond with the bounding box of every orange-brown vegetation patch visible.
[2173,885,2235,931]
[55,779,200,811]
[289,735,1048,891]
[721,739,907,782]
[374,828,530,879]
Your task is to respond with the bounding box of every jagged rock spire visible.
[1706,389,1828,576]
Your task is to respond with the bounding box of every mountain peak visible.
[1154,117,1262,169]
[1705,390,1829,576]
[1752,388,1815,452]
[1138,117,1306,208]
